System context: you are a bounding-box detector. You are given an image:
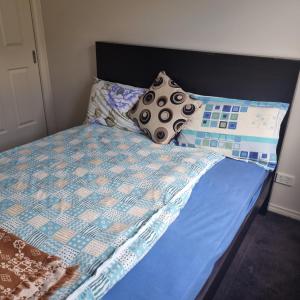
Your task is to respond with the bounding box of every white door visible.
[0,0,47,152]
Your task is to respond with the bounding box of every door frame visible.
[29,0,57,134]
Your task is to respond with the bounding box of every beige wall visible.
[41,0,300,216]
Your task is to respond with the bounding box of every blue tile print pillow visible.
[86,79,146,132]
[177,94,289,170]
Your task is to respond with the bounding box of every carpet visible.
[213,212,300,300]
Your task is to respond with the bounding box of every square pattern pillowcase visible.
[177,94,289,170]
[86,79,146,132]
[128,71,201,144]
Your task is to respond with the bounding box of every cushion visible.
[177,94,289,170]
[86,79,146,132]
[128,71,201,144]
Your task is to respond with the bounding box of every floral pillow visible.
[86,79,146,132]
[128,71,201,144]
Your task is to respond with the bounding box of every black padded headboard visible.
[95,42,300,159]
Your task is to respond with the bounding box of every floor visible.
[213,212,300,300]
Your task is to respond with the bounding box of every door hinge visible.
[32,50,37,64]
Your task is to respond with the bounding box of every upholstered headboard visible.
[95,41,300,160]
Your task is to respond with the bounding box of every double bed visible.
[0,42,299,299]
[104,158,268,300]
[95,42,299,299]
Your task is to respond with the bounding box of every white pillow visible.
[177,94,289,170]
[86,79,146,132]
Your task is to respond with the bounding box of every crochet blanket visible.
[0,228,77,299]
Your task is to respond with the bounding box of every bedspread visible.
[0,124,223,299]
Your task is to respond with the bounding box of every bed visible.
[0,42,299,299]
[104,158,268,300]
[94,42,299,300]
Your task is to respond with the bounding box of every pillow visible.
[177,94,289,170]
[86,79,146,132]
[128,71,201,144]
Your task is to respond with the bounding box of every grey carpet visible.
[213,212,300,300]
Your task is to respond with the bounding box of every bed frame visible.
[95,42,300,299]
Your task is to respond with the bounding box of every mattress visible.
[104,158,268,300]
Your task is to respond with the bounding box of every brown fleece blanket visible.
[0,228,78,299]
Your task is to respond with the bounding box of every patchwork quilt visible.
[0,124,223,299]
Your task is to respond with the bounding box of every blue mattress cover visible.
[104,158,268,300]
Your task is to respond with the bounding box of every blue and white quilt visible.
[0,125,223,299]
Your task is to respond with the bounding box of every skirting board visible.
[268,203,300,221]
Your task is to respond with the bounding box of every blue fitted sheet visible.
[104,158,268,300]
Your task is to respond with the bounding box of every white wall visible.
[269,76,300,220]
[40,0,300,217]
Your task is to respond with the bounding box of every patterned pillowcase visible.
[128,71,201,144]
[177,94,289,170]
[86,79,146,132]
